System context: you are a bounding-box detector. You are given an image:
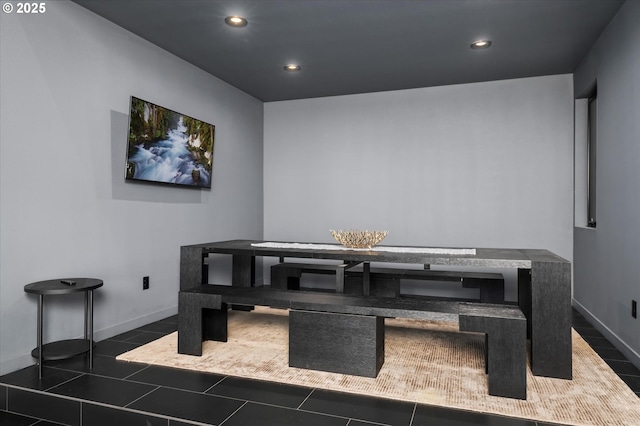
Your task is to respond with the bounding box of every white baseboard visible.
[573,299,640,370]
[93,305,178,342]
[0,353,35,376]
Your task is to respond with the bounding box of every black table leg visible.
[363,262,371,296]
[88,290,94,370]
[37,294,43,379]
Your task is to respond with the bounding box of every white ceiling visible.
[72,0,624,102]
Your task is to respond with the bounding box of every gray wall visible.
[263,75,574,297]
[573,0,640,367]
[0,1,264,374]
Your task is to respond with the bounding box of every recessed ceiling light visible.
[284,64,301,71]
[225,16,248,27]
[470,40,492,49]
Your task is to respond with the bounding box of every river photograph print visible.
[125,97,215,188]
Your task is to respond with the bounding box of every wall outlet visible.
[633,300,637,318]
[143,276,150,290]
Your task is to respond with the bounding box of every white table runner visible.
[251,242,476,255]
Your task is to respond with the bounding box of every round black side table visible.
[24,278,103,378]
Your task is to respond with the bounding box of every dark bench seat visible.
[179,284,462,335]
[271,262,505,302]
[179,285,459,377]
[178,284,526,398]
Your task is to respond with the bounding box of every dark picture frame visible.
[125,96,215,188]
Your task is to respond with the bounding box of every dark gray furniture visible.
[178,290,225,356]
[178,285,526,396]
[178,284,463,355]
[178,284,464,379]
[24,278,103,379]
[271,262,505,302]
[289,310,385,377]
[459,302,527,399]
[180,240,571,380]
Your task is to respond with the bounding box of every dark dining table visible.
[180,239,572,380]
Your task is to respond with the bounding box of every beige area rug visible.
[117,307,640,426]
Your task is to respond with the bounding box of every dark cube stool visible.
[271,263,346,291]
[344,275,400,298]
[289,310,384,377]
[459,302,527,399]
[461,276,505,303]
[271,262,399,298]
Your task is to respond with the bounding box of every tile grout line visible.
[346,419,393,426]
[3,383,177,425]
[408,403,417,426]
[122,364,152,380]
[118,376,258,403]
[46,364,151,385]
[285,403,373,423]
[217,400,248,426]
[123,385,161,409]
[107,331,145,343]
[201,374,228,394]
[1,409,51,426]
[44,371,88,392]
[296,387,315,409]
[210,393,367,425]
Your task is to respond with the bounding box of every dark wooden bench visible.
[178,284,526,398]
[271,262,505,302]
[459,302,527,399]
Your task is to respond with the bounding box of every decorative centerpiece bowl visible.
[330,229,388,249]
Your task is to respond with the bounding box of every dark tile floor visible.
[1,309,638,426]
